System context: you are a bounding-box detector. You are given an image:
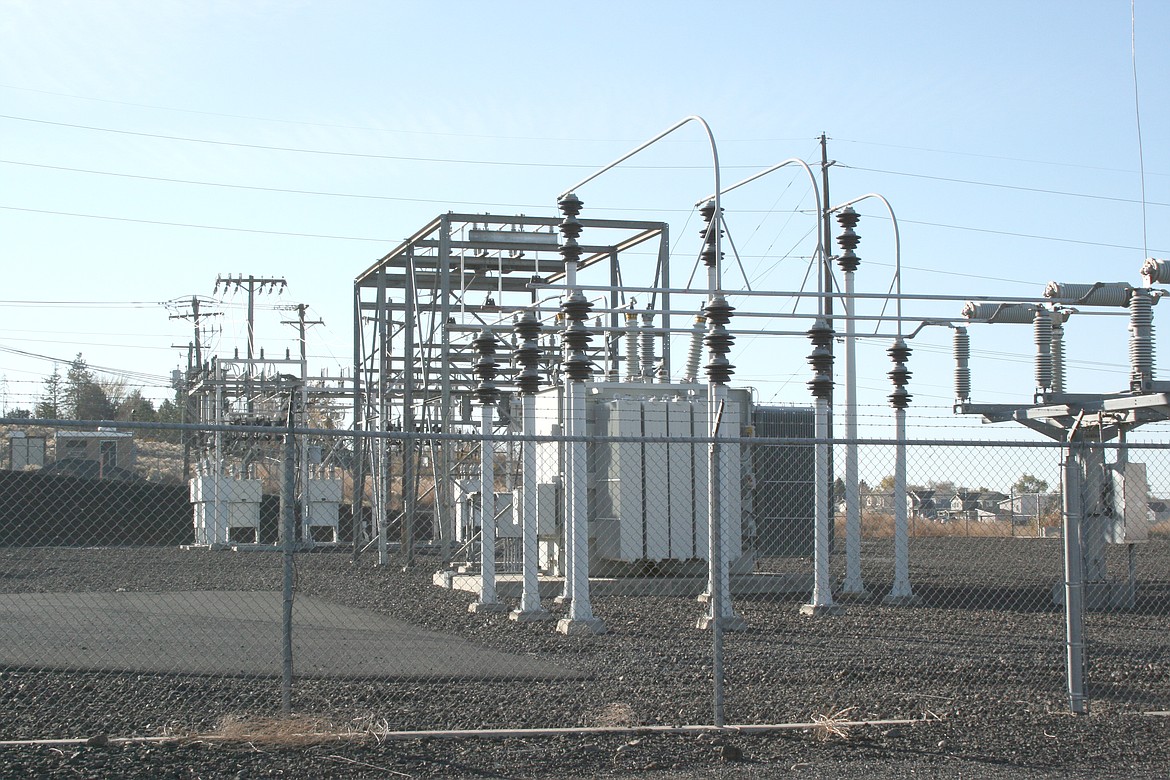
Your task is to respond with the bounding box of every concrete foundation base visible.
[695,613,749,631]
[510,608,554,623]
[556,617,606,636]
[436,570,811,599]
[1052,580,1136,610]
[799,603,847,617]
[468,601,509,614]
[881,593,922,607]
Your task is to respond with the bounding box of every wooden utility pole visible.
[169,296,221,369]
[280,303,324,365]
[214,275,287,415]
[170,297,221,480]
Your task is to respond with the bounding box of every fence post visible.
[1062,443,1087,714]
[710,425,725,727]
[281,399,296,716]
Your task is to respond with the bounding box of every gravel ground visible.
[1,539,1168,778]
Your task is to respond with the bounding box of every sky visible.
[1,0,1169,485]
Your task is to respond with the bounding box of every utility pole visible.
[214,275,287,415]
[281,303,324,365]
[169,296,221,369]
[215,275,288,366]
[820,133,836,543]
[170,297,221,480]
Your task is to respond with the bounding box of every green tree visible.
[117,390,157,422]
[157,398,183,424]
[64,354,114,420]
[35,364,63,419]
[1012,473,1049,495]
[155,395,185,443]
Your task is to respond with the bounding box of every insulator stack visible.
[698,200,723,269]
[1044,281,1133,307]
[513,312,543,396]
[471,329,501,406]
[1051,314,1066,394]
[1142,257,1170,286]
[558,193,593,384]
[558,193,583,267]
[953,327,971,402]
[1129,288,1155,391]
[703,296,735,385]
[1033,309,1053,392]
[835,207,861,273]
[639,312,656,382]
[684,314,707,384]
[962,302,1036,324]
[624,312,639,381]
[806,319,834,400]
[561,293,594,382]
[698,199,734,386]
[887,338,912,409]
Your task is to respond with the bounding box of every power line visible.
[0,344,172,384]
[0,299,165,308]
[0,83,812,145]
[835,136,1168,178]
[0,205,393,242]
[839,164,1170,208]
[899,217,1165,254]
[0,113,755,170]
[0,159,704,213]
[0,159,548,210]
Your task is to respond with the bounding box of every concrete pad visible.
[436,571,812,598]
[0,591,578,681]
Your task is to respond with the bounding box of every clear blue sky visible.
[1,0,1167,467]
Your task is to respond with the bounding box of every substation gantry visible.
[352,212,677,565]
[956,258,1170,713]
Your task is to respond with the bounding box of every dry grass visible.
[809,707,857,741]
[209,714,344,747]
[592,702,639,727]
[1150,519,1170,540]
[835,512,1041,539]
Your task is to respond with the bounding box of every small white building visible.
[7,431,46,470]
[54,429,136,476]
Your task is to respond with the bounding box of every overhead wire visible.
[0,344,171,384]
[834,136,1169,178]
[4,96,1163,399]
[1131,0,1150,256]
[0,83,815,144]
[0,159,706,213]
[5,167,1161,254]
[838,164,1170,209]
[0,113,762,170]
[0,205,392,242]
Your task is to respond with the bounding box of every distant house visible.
[51,429,136,479]
[1148,498,1170,527]
[943,490,1008,523]
[862,491,897,513]
[998,493,1059,524]
[907,489,938,520]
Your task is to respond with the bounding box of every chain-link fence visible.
[1,419,1167,740]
